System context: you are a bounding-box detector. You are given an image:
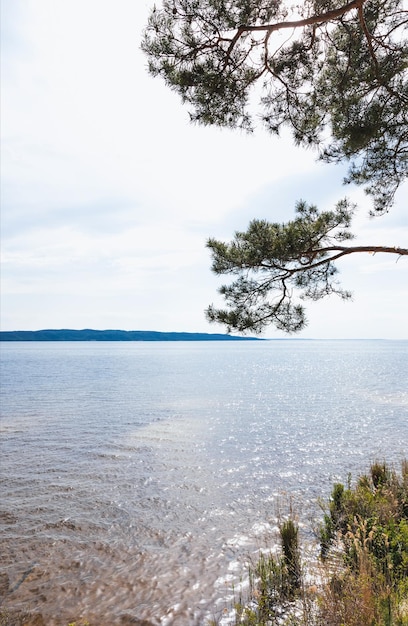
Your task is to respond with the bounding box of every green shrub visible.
[280,519,301,598]
[213,459,408,626]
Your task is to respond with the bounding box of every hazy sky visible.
[1,0,407,338]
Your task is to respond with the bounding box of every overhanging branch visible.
[303,244,408,271]
[223,0,367,68]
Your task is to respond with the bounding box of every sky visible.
[1,0,407,339]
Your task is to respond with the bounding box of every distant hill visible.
[0,329,261,342]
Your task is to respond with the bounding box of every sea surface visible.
[0,340,407,625]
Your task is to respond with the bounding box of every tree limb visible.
[206,201,407,333]
[222,0,367,69]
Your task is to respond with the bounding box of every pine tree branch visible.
[357,4,408,103]
[222,0,367,69]
[299,244,408,271]
[206,205,407,333]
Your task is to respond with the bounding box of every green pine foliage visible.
[143,0,408,214]
[143,1,408,334]
[205,200,408,333]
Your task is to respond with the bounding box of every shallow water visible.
[1,340,407,624]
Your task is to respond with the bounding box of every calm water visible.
[0,340,407,625]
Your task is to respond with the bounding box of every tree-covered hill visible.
[0,329,261,342]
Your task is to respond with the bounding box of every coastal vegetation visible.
[211,459,408,625]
